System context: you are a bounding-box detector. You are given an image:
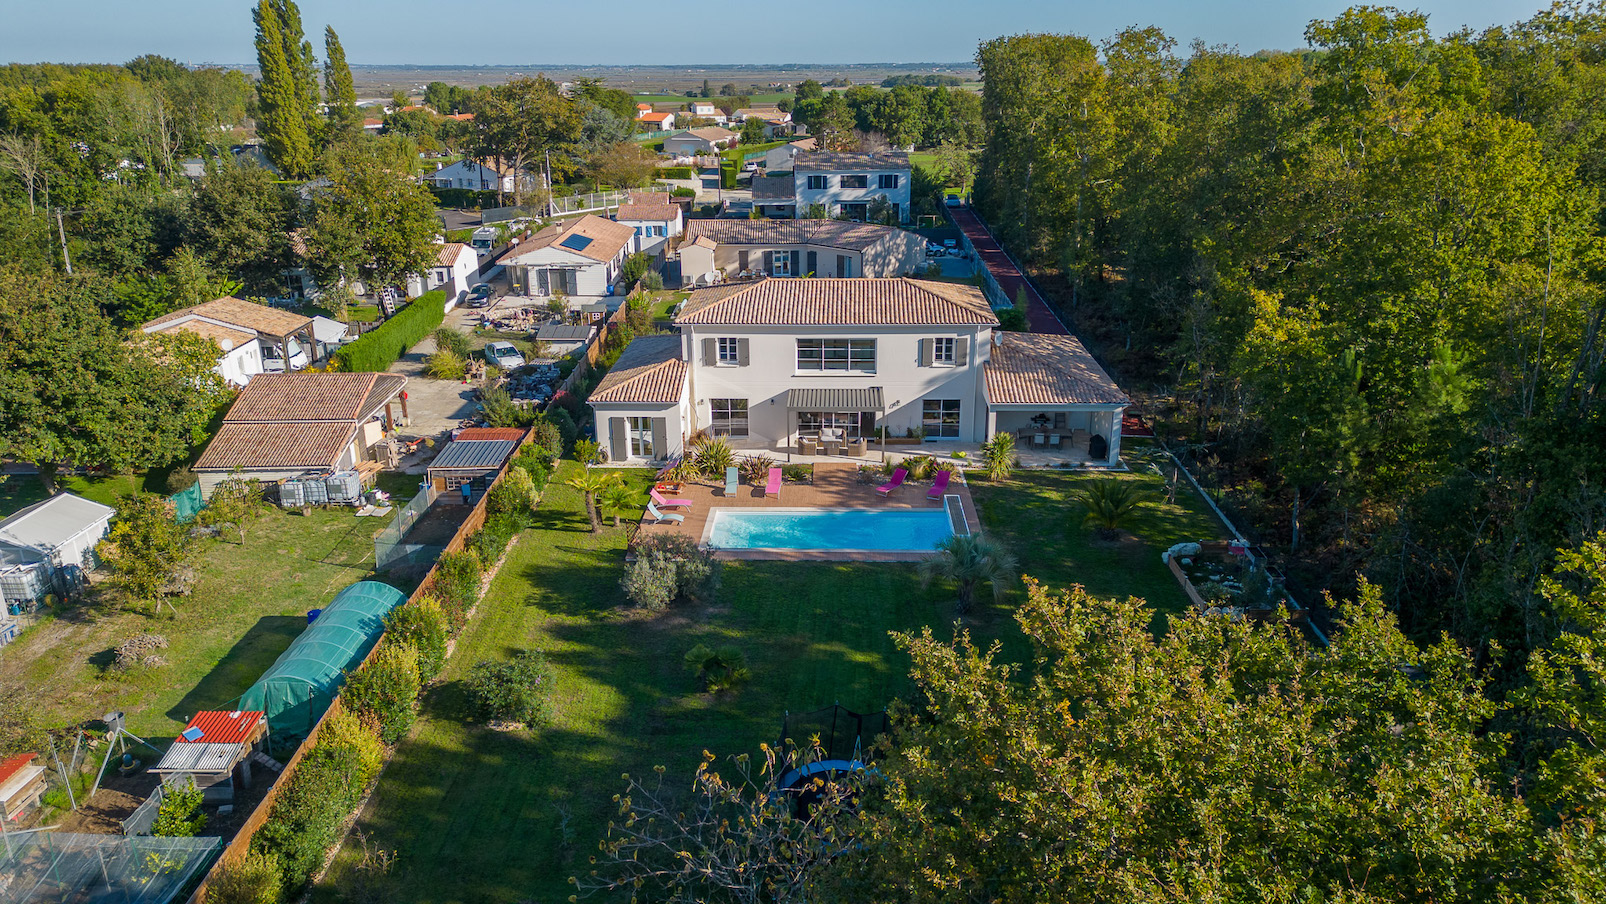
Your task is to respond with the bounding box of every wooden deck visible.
[637,462,977,562]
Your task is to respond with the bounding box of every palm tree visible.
[982,432,1015,481]
[565,470,619,532]
[600,480,637,527]
[918,534,1017,616]
[1075,479,1147,540]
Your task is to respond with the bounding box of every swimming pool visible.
[704,507,955,552]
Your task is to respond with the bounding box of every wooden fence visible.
[184,427,533,903]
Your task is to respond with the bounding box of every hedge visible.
[654,166,696,179]
[428,187,499,209]
[341,641,421,744]
[333,290,447,372]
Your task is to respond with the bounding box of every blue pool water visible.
[705,508,954,551]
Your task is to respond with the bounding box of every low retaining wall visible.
[184,427,533,903]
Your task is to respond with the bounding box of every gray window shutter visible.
[609,418,628,460]
[737,338,750,366]
[956,337,969,366]
[702,337,716,365]
[806,250,817,276]
[790,250,800,276]
[739,249,749,270]
[919,339,933,367]
[651,418,667,459]
[768,250,777,272]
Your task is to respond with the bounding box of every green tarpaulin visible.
[240,580,407,738]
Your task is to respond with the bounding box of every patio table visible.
[822,439,842,456]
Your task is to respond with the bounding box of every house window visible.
[711,398,749,437]
[879,174,900,189]
[716,337,741,365]
[628,417,655,457]
[840,174,868,189]
[806,175,827,190]
[797,410,875,439]
[835,255,854,277]
[932,337,956,365]
[922,399,962,439]
[839,202,868,221]
[654,225,666,237]
[796,339,875,373]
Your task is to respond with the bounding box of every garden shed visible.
[239,581,406,738]
[427,439,518,501]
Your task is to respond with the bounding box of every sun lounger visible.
[650,488,693,509]
[724,466,739,496]
[876,467,908,496]
[765,467,782,498]
[927,469,952,500]
[645,502,684,525]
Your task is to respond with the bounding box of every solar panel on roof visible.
[560,234,594,252]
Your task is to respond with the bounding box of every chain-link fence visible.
[374,484,441,570]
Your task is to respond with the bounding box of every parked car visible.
[943,238,958,251]
[261,339,310,372]
[467,283,495,308]
[484,341,525,370]
[925,242,945,257]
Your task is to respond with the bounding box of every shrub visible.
[463,650,554,725]
[545,406,579,451]
[470,511,524,564]
[479,386,538,428]
[782,463,812,483]
[574,438,604,466]
[670,186,695,198]
[621,534,721,611]
[252,709,384,891]
[432,327,473,358]
[530,420,563,457]
[205,851,283,904]
[997,305,1028,332]
[983,432,1016,481]
[638,270,664,291]
[384,597,449,683]
[904,455,937,481]
[655,166,696,179]
[1075,479,1149,539]
[488,467,538,517]
[684,644,749,693]
[694,437,735,477]
[425,348,467,380]
[342,642,421,744]
[153,776,206,836]
[334,290,448,372]
[620,253,656,292]
[432,550,483,631]
[740,454,775,484]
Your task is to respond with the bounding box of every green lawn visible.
[646,291,688,321]
[317,461,1220,903]
[1,491,418,743]
[0,473,51,517]
[1,472,183,514]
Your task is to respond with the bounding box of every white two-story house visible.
[613,192,684,255]
[750,151,912,222]
[589,278,1129,466]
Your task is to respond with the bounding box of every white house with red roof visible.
[612,191,684,255]
[406,241,480,304]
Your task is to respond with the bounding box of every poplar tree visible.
[323,26,361,139]
[252,0,314,178]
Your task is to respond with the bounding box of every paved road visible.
[949,205,1068,335]
[389,305,485,438]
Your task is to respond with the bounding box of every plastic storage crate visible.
[325,471,362,504]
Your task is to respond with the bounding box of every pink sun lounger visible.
[876,467,908,496]
[765,467,782,498]
[650,488,693,509]
[927,469,952,500]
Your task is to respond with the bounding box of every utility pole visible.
[55,208,72,275]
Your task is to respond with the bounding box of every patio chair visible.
[765,467,783,498]
[650,488,693,509]
[927,469,952,500]
[846,438,867,458]
[876,467,909,496]
[799,436,818,455]
[1032,433,1047,447]
[1048,434,1062,449]
[724,466,740,496]
[645,502,685,525]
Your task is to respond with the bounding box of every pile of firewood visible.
[114,633,169,670]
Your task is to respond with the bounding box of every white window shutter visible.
[737,338,750,366]
[702,338,716,365]
[956,337,969,366]
[919,339,933,367]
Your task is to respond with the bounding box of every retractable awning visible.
[786,387,885,411]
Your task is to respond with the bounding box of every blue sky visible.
[2,1,1555,66]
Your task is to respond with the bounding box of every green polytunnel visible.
[240,580,407,739]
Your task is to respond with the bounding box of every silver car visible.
[484,341,525,370]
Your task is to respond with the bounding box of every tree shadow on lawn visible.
[511,555,630,618]
[164,615,306,721]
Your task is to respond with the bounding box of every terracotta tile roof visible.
[684,218,911,252]
[640,112,674,124]
[223,373,406,423]
[590,335,687,405]
[454,427,528,442]
[689,235,717,249]
[506,214,634,264]
[195,421,359,471]
[433,242,472,267]
[615,191,680,223]
[678,278,997,327]
[794,150,910,172]
[145,296,312,338]
[152,319,257,350]
[984,332,1128,406]
[788,138,817,150]
[680,126,735,141]
[0,753,36,786]
[444,112,474,122]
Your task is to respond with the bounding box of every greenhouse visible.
[0,830,220,904]
[239,580,407,738]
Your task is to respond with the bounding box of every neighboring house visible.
[635,102,654,117]
[310,316,352,363]
[536,323,596,355]
[733,107,787,123]
[141,296,316,387]
[406,242,479,303]
[593,278,1128,465]
[503,215,635,297]
[192,372,408,496]
[764,137,816,172]
[425,159,537,193]
[793,151,911,222]
[688,101,725,123]
[638,111,676,131]
[612,191,684,255]
[662,126,737,155]
[751,174,800,219]
[362,117,384,134]
[0,492,114,608]
[679,219,925,284]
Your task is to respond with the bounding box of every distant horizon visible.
[2,1,1553,68]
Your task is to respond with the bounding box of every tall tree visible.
[187,161,296,295]
[469,76,580,207]
[304,139,438,292]
[252,0,314,177]
[322,26,360,139]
